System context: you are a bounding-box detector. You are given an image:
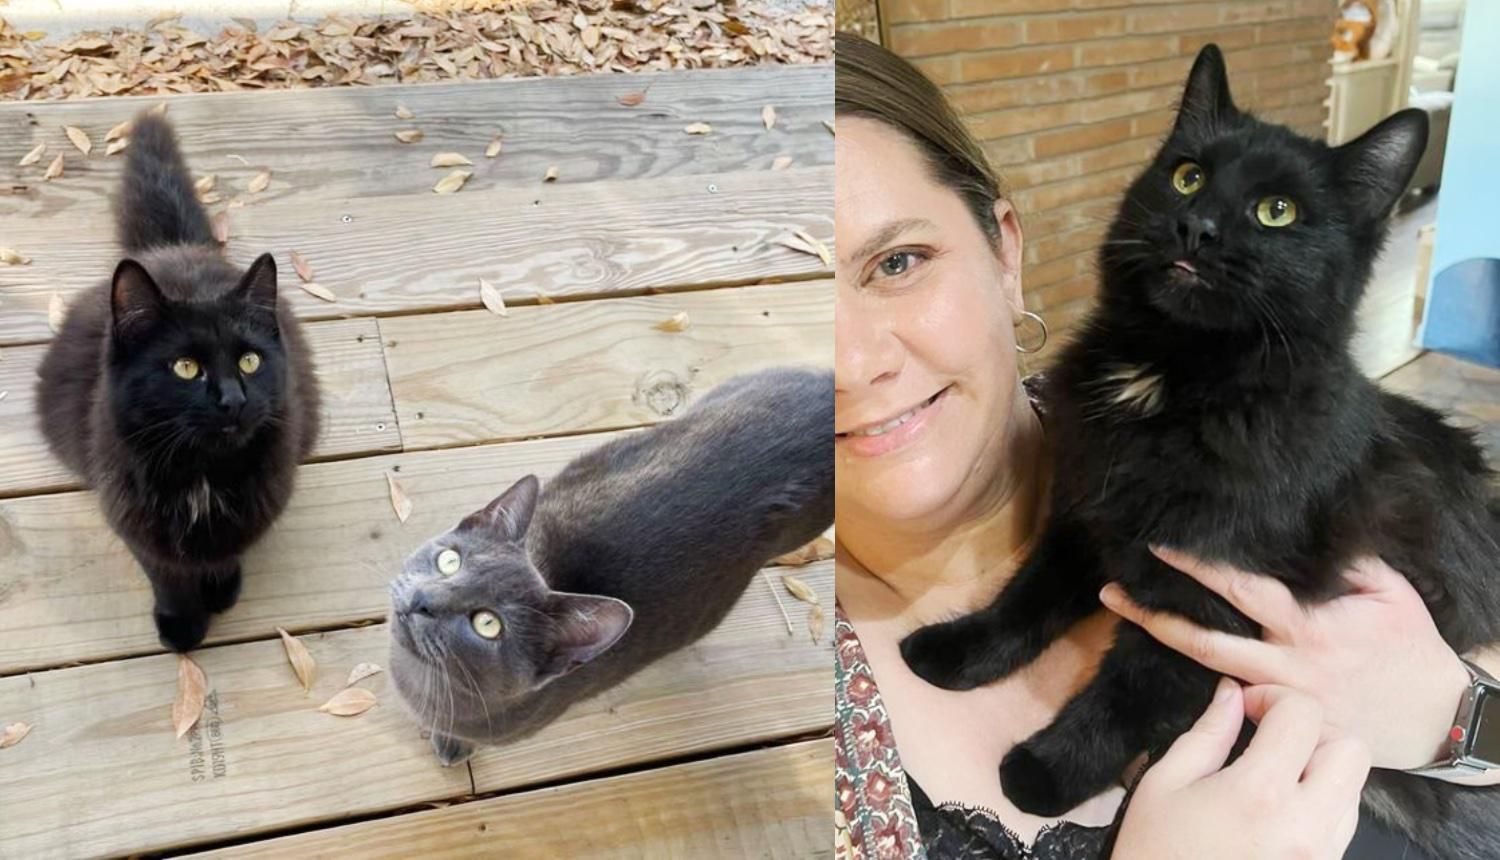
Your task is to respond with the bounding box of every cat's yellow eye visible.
[1256,196,1298,228]
[171,358,200,380]
[436,548,461,576]
[238,351,262,375]
[1172,162,1206,196]
[471,610,502,640]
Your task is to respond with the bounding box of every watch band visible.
[1406,657,1500,780]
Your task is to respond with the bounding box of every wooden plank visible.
[0,65,833,230]
[0,569,831,858]
[0,429,831,674]
[382,280,832,450]
[193,741,834,859]
[0,317,400,498]
[0,166,832,345]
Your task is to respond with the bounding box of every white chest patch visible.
[185,478,221,525]
[1096,363,1166,416]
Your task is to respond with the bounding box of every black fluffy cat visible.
[900,45,1500,857]
[36,113,321,652]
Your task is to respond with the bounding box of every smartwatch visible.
[1406,657,1500,780]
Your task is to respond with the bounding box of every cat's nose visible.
[406,588,434,617]
[217,381,246,418]
[1175,213,1219,253]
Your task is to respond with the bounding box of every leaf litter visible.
[0,722,32,750]
[387,471,413,523]
[172,654,207,739]
[319,687,377,717]
[479,278,508,316]
[277,627,316,693]
[346,663,383,687]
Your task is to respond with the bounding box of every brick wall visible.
[881,0,1339,350]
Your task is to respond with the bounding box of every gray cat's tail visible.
[115,112,216,253]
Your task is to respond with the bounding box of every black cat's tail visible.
[115,113,216,253]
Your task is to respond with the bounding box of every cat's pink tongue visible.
[1172,260,1198,274]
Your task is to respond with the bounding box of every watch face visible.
[1470,688,1500,768]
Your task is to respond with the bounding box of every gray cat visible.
[387,367,833,765]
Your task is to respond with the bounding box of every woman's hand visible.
[1100,548,1468,771]
[1112,679,1369,860]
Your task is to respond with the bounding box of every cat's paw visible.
[899,617,1013,691]
[431,732,476,767]
[200,565,242,615]
[1000,742,1076,818]
[155,610,210,652]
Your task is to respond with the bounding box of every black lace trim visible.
[909,777,1109,860]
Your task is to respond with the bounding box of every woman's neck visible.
[839,394,1049,618]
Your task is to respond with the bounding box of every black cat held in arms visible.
[387,368,833,766]
[36,112,321,653]
[899,45,1500,856]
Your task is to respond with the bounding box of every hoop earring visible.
[1015,310,1048,354]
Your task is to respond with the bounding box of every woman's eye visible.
[238,351,262,375]
[877,251,919,278]
[471,610,503,640]
[171,358,200,380]
[436,548,461,576]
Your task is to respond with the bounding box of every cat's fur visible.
[36,112,320,652]
[388,368,833,765]
[900,45,1500,857]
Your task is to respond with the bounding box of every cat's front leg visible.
[199,561,243,615]
[431,731,476,767]
[145,564,211,652]
[900,515,1102,690]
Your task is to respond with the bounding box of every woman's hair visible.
[834,31,1006,242]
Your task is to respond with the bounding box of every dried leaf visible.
[277,627,316,693]
[299,282,337,302]
[18,143,44,166]
[47,294,65,332]
[433,169,472,194]
[43,153,63,181]
[617,90,646,106]
[781,574,820,606]
[430,152,473,168]
[346,663,383,687]
[653,311,689,332]
[543,165,559,182]
[0,248,30,265]
[172,654,207,739]
[485,136,503,158]
[794,229,833,268]
[535,293,555,305]
[394,104,414,119]
[194,174,216,194]
[808,603,825,644]
[247,170,271,194]
[387,472,413,523]
[290,250,315,282]
[318,687,377,716]
[823,119,835,135]
[394,129,424,144]
[684,122,712,135]
[211,211,229,244]
[774,231,833,268]
[105,120,130,142]
[771,155,792,171]
[105,137,129,156]
[199,191,223,205]
[762,104,776,130]
[773,536,834,566]
[479,279,508,316]
[1,722,32,750]
[763,571,793,634]
[64,125,91,155]
[150,102,169,117]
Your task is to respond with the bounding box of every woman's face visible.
[835,117,1027,532]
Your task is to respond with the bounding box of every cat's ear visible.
[1334,108,1429,220]
[461,474,541,543]
[534,592,633,685]
[233,252,279,314]
[110,259,166,340]
[1172,44,1235,134]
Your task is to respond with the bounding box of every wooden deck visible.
[0,64,833,858]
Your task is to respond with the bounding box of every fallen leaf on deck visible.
[653,311,690,332]
[808,603,825,644]
[433,169,471,194]
[299,282,337,302]
[150,102,168,117]
[764,571,793,634]
[0,248,30,265]
[105,120,130,142]
[823,119,835,135]
[387,472,413,522]
[18,143,44,166]
[247,170,271,193]
[43,153,63,180]
[773,536,834,566]
[485,136,503,158]
[211,212,229,244]
[199,191,222,205]
[794,230,832,267]
[684,122,712,135]
[781,574,819,606]
[277,627,316,692]
[0,722,32,750]
[346,663,383,687]
[430,152,472,168]
[290,250,314,282]
[64,125,91,155]
[105,137,128,156]
[194,174,216,194]
[535,292,555,305]
[319,687,377,716]
[772,155,792,171]
[617,90,646,106]
[543,165,559,182]
[479,279,508,316]
[0,392,8,403]
[762,104,776,130]
[394,104,414,119]
[172,654,207,739]
[394,129,424,144]
[47,294,65,332]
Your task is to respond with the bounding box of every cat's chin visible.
[1145,275,1253,333]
